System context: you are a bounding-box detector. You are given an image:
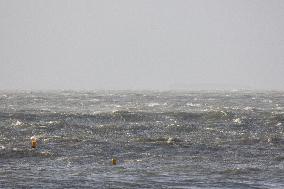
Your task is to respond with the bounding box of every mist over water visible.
[0,91,283,188]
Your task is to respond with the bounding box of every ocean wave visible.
[219,167,262,176]
[0,148,52,159]
[1,109,281,127]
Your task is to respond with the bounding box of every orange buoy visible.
[31,136,37,148]
[112,158,117,165]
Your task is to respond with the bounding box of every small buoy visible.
[31,136,37,148]
[112,158,117,165]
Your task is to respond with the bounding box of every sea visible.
[0,90,283,188]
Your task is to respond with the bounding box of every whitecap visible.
[205,127,215,131]
[233,118,242,124]
[275,106,283,110]
[276,123,282,127]
[244,106,253,111]
[14,120,22,126]
[147,103,159,107]
[220,111,227,116]
[89,98,100,102]
[263,99,273,103]
[48,121,58,124]
[186,103,201,107]
[167,137,174,144]
[231,89,239,92]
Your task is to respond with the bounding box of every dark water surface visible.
[0,91,283,188]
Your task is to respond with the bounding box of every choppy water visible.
[0,91,283,188]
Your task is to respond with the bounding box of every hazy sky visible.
[1,0,283,90]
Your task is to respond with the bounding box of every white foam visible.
[263,99,273,103]
[233,118,242,124]
[148,103,159,107]
[275,106,283,110]
[186,103,201,107]
[244,106,253,111]
[276,123,282,126]
[15,120,22,126]
[220,111,227,116]
[48,121,58,124]
[205,127,215,131]
[167,137,174,144]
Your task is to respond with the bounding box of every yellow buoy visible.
[112,158,117,165]
[31,136,37,148]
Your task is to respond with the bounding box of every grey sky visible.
[1,0,283,90]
